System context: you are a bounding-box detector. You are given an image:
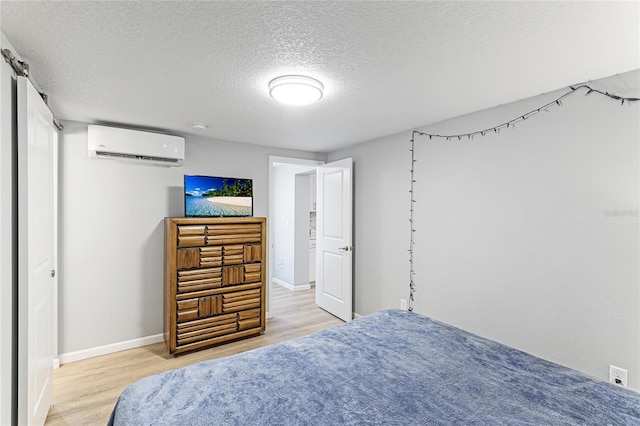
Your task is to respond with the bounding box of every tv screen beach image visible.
[185,176,253,217]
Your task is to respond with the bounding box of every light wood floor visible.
[45,285,342,425]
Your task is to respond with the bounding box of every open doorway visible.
[267,156,324,318]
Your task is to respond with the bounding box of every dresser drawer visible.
[177,225,206,247]
[205,224,262,245]
[222,288,261,313]
[177,267,222,293]
[176,287,261,320]
[244,263,261,283]
[221,263,262,286]
[177,247,222,269]
[176,312,237,346]
[175,293,262,350]
[222,245,245,265]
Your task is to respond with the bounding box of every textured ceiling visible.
[1,1,638,152]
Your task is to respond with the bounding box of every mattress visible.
[108,309,640,425]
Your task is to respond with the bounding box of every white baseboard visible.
[59,333,164,365]
[272,277,311,291]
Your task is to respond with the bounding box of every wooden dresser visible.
[163,217,266,355]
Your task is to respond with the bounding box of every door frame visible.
[0,44,17,426]
[267,156,324,318]
[52,131,59,369]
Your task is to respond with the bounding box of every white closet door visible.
[17,76,55,426]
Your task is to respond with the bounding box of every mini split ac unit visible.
[88,125,185,167]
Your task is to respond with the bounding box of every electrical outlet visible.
[400,299,407,310]
[609,365,628,387]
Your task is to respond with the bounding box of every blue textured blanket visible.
[108,309,640,425]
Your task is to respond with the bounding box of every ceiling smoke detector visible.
[268,75,324,106]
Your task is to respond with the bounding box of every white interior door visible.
[315,158,353,321]
[17,76,54,426]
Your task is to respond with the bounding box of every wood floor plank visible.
[45,285,342,425]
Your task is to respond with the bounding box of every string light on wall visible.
[406,83,639,311]
[412,84,639,141]
[408,133,417,311]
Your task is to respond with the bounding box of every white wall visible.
[294,174,311,287]
[0,32,17,426]
[272,165,294,285]
[329,70,640,390]
[58,122,322,357]
[271,164,313,289]
[327,136,410,315]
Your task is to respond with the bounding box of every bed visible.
[108,309,640,425]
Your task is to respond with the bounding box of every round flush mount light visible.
[268,75,324,106]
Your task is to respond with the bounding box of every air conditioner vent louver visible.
[95,151,180,164]
[88,125,185,167]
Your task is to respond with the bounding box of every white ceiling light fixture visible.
[269,75,324,106]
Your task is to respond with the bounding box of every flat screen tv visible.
[184,175,253,217]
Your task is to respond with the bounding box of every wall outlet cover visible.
[609,365,628,387]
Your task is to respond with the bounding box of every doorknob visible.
[338,246,352,252]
